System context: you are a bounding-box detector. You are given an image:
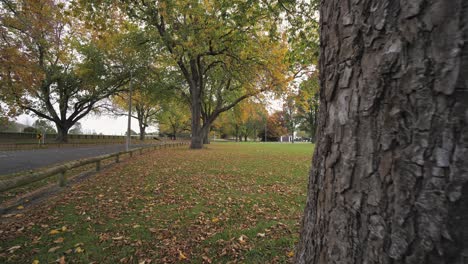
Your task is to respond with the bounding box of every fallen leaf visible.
[17,205,24,210]
[58,256,66,264]
[257,233,266,238]
[32,260,39,264]
[287,250,294,257]
[112,236,124,240]
[54,237,64,243]
[48,246,61,253]
[202,255,212,263]
[178,250,187,260]
[238,234,248,244]
[211,217,219,223]
[133,224,140,228]
[75,247,84,253]
[8,245,21,252]
[149,228,157,233]
[49,229,60,235]
[2,213,15,218]
[61,226,67,232]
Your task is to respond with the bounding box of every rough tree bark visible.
[297,1,468,264]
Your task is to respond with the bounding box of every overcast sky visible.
[17,113,156,135]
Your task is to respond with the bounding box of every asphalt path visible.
[0,144,155,175]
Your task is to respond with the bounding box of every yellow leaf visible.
[49,229,60,235]
[61,226,67,232]
[211,217,219,223]
[287,250,294,257]
[17,205,24,210]
[133,224,140,228]
[178,250,187,260]
[32,260,39,264]
[75,247,84,253]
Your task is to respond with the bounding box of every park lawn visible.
[0,142,314,263]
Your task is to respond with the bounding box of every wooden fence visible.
[0,142,189,193]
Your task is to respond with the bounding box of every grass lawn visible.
[0,142,314,263]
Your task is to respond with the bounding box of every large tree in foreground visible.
[297,1,468,263]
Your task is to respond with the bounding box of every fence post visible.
[116,154,120,163]
[129,151,133,158]
[58,170,66,187]
[96,160,101,171]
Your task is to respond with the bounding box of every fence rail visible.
[0,141,189,193]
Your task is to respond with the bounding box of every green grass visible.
[0,142,314,263]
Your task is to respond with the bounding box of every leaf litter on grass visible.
[0,143,313,263]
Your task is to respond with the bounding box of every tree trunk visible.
[55,124,69,143]
[297,1,468,264]
[172,126,177,140]
[139,125,146,141]
[244,135,247,142]
[202,124,211,144]
[190,92,203,149]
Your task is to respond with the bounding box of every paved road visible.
[0,144,155,175]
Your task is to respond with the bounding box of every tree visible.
[258,111,287,142]
[111,90,162,141]
[82,0,290,149]
[244,102,268,142]
[297,1,468,263]
[282,95,297,143]
[0,0,130,142]
[22,126,37,133]
[158,98,191,140]
[295,72,319,142]
[69,122,83,135]
[33,119,56,134]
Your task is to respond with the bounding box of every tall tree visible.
[296,72,320,142]
[0,0,130,142]
[158,98,191,140]
[297,1,468,264]
[110,88,163,141]
[258,111,287,142]
[33,119,56,134]
[80,0,291,149]
[283,94,297,143]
